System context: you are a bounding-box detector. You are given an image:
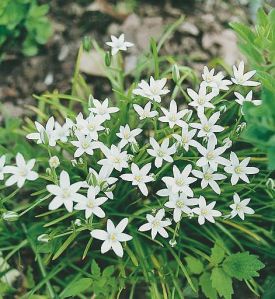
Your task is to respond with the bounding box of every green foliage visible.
[230,8,275,93]
[0,0,52,57]
[231,8,275,170]
[61,278,93,298]
[223,252,265,281]
[186,242,265,299]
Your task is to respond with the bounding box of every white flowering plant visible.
[0,27,274,298]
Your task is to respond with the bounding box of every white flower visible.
[192,196,222,225]
[81,114,105,140]
[172,124,199,151]
[231,61,260,86]
[230,193,255,220]
[192,166,226,194]
[133,102,158,120]
[224,152,259,185]
[4,153,38,188]
[164,193,198,222]
[89,98,119,121]
[49,156,60,169]
[187,83,217,114]
[133,76,169,103]
[158,100,188,128]
[71,133,100,157]
[74,186,108,219]
[106,34,134,56]
[0,252,21,286]
[54,121,70,143]
[0,155,6,180]
[116,125,142,148]
[138,209,171,239]
[202,67,232,91]
[147,137,176,168]
[46,170,85,212]
[196,135,229,171]
[190,111,224,139]
[234,91,262,110]
[90,218,132,257]
[121,163,154,196]
[88,166,117,199]
[98,145,129,172]
[162,164,197,196]
[26,116,56,146]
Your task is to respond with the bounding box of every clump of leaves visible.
[0,0,53,58]
[231,8,275,170]
[185,242,265,299]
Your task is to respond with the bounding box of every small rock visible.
[178,22,199,36]
[44,73,54,86]
[58,45,70,61]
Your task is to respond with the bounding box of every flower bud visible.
[223,137,232,149]
[130,142,139,154]
[266,178,275,190]
[172,64,180,83]
[49,156,60,169]
[219,105,227,113]
[82,36,92,52]
[2,211,19,222]
[37,234,50,243]
[169,239,177,247]
[236,122,246,133]
[105,52,112,67]
[74,219,81,226]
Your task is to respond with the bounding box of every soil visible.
[0,0,252,120]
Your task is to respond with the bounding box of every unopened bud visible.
[266,178,275,190]
[169,239,177,247]
[2,211,19,222]
[82,36,92,52]
[74,219,81,226]
[172,64,180,83]
[37,234,50,243]
[130,142,139,154]
[105,52,112,67]
[49,156,60,169]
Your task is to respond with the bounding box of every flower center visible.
[157,150,165,157]
[87,200,94,209]
[235,204,242,211]
[201,208,208,216]
[169,114,177,122]
[18,168,27,177]
[87,123,95,131]
[175,178,185,186]
[176,200,184,208]
[234,166,243,174]
[134,175,143,182]
[62,188,71,199]
[152,220,160,228]
[203,124,211,132]
[182,135,189,144]
[123,132,130,139]
[198,97,205,105]
[82,140,90,149]
[109,233,117,242]
[206,151,215,160]
[113,156,121,164]
[150,86,159,95]
[204,172,213,180]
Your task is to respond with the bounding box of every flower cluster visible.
[1,35,261,258]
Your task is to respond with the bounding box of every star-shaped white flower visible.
[234,91,262,109]
[71,133,100,157]
[121,163,154,196]
[230,193,255,220]
[0,155,7,180]
[98,145,129,172]
[231,61,260,86]
[116,125,142,148]
[89,98,119,121]
[91,218,132,257]
[164,193,198,222]
[192,166,226,194]
[138,209,171,239]
[26,116,56,147]
[147,137,176,168]
[106,34,134,56]
[88,166,117,199]
[4,153,38,188]
[74,186,108,219]
[192,196,222,225]
[81,114,105,140]
[202,67,232,92]
[196,135,229,171]
[46,170,85,212]
[133,76,170,103]
[54,121,70,143]
[187,83,218,114]
[172,124,199,151]
[133,102,158,120]
[158,100,188,128]
[190,111,224,139]
[224,152,259,185]
[162,164,197,196]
